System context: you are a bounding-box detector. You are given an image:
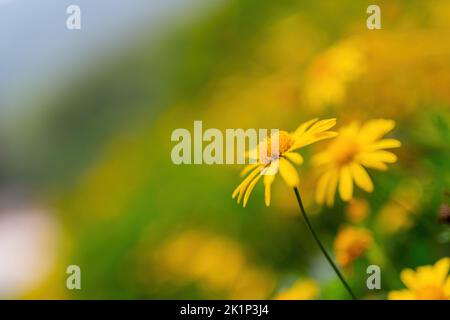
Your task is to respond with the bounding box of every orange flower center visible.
[264,131,294,159]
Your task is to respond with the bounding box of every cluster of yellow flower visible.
[151,230,275,299]
[232,118,449,300]
[233,118,401,209]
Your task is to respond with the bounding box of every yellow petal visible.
[292,118,338,150]
[326,169,338,207]
[361,151,398,163]
[350,163,374,193]
[444,276,450,296]
[243,174,262,207]
[433,257,450,285]
[359,158,388,171]
[263,174,275,207]
[240,163,259,177]
[400,269,417,290]
[279,158,299,187]
[359,119,395,143]
[308,118,337,134]
[285,152,304,165]
[293,118,318,137]
[339,166,353,201]
[261,159,279,175]
[388,289,415,300]
[232,166,261,200]
[316,171,331,204]
[366,138,401,151]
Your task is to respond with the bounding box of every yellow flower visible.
[305,41,365,109]
[152,230,275,299]
[334,226,373,268]
[232,119,338,207]
[388,257,450,300]
[314,119,401,207]
[274,279,319,300]
[375,180,422,234]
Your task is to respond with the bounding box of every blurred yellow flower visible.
[152,230,275,299]
[274,279,319,300]
[305,41,365,109]
[388,257,450,300]
[375,180,422,234]
[232,119,337,207]
[376,202,414,235]
[314,119,401,207]
[334,226,373,268]
[345,198,370,223]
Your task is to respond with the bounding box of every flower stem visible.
[293,187,358,300]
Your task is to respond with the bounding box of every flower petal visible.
[433,257,450,285]
[359,119,395,143]
[359,158,388,171]
[293,118,318,137]
[444,276,450,297]
[361,151,398,164]
[308,118,337,134]
[291,118,338,150]
[326,169,338,207]
[243,174,262,207]
[316,171,331,204]
[232,166,261,200]
[279,158,299,187]
[400,269,417,290]
[366,138,401,151]
[388,289,415,300]
[339,166,353,201]
[350,163,374,193]
[240,163,259,177]
[285,152,304,165]
[263,174,275,207]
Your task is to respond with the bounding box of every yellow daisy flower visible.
[232,118,338,207]
[313,119,401,207]
[388,257,450,300]
[334,226,373,269]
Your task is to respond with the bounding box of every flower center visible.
[266,131,294,157]
[416,286,447,300]
[330,139,360,166]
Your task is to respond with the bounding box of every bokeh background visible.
[0,0,449,299]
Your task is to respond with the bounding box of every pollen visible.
[265,131,295,158]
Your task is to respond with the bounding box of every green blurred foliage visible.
[16,0,450,299]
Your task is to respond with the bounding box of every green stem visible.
[293,187,358,300]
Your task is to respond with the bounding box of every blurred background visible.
[0,0,449,299]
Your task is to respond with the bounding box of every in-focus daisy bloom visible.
[232,119,337,207]
[334,226,372,269]
[314,119,401,207]
[388,257,450,300]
